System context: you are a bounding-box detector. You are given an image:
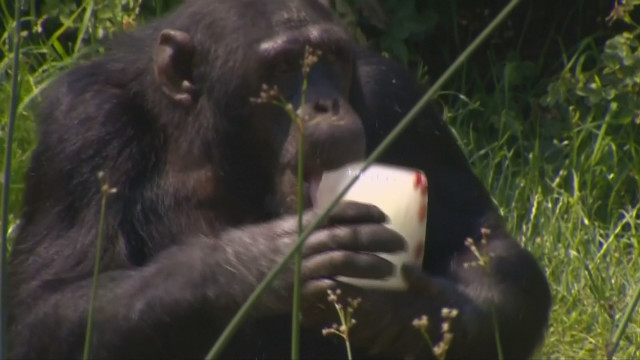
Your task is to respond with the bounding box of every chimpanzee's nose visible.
[312,99,340,115]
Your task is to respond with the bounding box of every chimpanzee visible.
[8,0,551,358]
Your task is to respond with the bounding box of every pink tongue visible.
[307,174,322,206]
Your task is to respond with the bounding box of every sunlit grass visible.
[442,32,640,356]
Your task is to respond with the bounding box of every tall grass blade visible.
[82,175,115,360]
[291,49,314,360]
[607,284,640,359]
[291,130,303,360]
[1,1,24,357]
[75,0,95,54]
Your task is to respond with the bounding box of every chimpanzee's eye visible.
[323,51,338,64]
[274,58,299,75]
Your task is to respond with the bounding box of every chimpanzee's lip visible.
[295,156,365,209]
[303,173,323,208]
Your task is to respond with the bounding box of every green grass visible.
[447,103,640,357]
[441,31,640,357]
[2,1,639,358]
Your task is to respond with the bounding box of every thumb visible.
[402,264,433,294]
[402,264,455,303]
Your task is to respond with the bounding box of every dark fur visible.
[8,0,551,358]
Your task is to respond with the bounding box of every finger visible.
[327,201,387,224]
[303,224,406,257]
[302,251,395,280]
[271,209,326,234]
[401,264,435,294]
[300,278,341,324]
[302,278,366,300]
[300,278,365,315]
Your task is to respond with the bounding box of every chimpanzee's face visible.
[152,0,366,214]
[244,18,366,212]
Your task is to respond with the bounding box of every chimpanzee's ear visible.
[153,29,196,107]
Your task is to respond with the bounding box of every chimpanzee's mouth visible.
[289,150,365,211]
[302,172,323,208]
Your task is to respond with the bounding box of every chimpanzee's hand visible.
[287,201,405,309]
[300,201,407,284]
[216,201,406,316]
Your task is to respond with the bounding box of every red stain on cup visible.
[414,171,428,195]
[414,171,424,188]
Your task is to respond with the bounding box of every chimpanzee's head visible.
[146,0,365,212]
[150,0,365,215]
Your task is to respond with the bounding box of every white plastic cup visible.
[315,162,428,290]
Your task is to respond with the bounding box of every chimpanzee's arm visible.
[9,217,302,359]
[345,49,551,359]
[9,196,404,359]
